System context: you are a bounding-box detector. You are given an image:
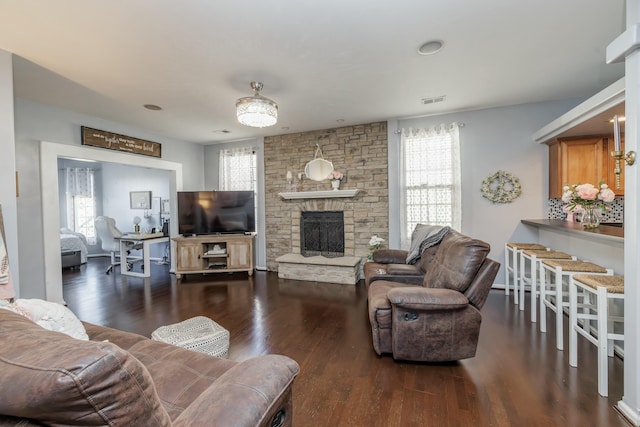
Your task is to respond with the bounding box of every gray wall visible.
[14,97,204,298]
[390,99,583,284]
[204,138,267,269]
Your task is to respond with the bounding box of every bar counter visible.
[521,219,623,274]
[521,219,623,242]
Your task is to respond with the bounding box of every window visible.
[219,146,257,191]
[400,124,461,247]
[65,168,97,245]
[219,146,258,231]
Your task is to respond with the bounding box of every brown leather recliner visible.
[363,245,439,288]
[363,225,451,288]
[368,230,500,362]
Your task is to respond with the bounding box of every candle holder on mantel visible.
[296,173,304,192]
[286,170,294,192]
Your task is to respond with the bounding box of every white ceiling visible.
[0,0,627,144]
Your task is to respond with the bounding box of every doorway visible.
[40,141,182,303]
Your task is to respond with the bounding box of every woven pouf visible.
[151,316,230,358]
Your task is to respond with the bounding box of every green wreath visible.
[481,170,522,203]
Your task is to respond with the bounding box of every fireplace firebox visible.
[300,211,344,257]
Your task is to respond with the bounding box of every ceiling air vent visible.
[421,95,446,105]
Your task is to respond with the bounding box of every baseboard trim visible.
[616,400,640,426]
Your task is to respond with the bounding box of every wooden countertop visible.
[521,219,623,243]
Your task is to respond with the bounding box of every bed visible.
[60,228,88,265]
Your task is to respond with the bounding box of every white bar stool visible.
[504,243,546,305]
[540,259,613,350]
[519,249,575,322]
[569,274,624,397]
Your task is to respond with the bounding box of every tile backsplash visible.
[548,198,624,223]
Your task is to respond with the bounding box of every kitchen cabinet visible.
[547,134,624,198]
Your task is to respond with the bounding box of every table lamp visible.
[133,216,141,233]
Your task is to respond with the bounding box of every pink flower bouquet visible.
[328,171,344,181]
[561,181,616,213]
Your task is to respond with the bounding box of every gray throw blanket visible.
[405,224,451,264]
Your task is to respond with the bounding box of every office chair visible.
[94,216,142,274]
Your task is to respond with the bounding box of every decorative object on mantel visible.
[562,181,615,229]
[297,172,304,192]
[328,170,344,190]
[304,145,334,181]
[367,235,385,261]
[81,126,161,158]
[481,170,521,203]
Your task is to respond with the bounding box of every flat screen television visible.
[177,191,255,235]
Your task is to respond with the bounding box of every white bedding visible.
[60,229,88,264]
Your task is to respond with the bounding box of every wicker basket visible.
[151,316,230,358]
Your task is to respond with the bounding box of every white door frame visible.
[40,141,182,303]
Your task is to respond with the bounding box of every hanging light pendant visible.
[236,82,278,128]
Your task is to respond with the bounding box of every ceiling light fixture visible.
[236,82,278,128]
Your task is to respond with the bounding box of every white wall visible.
[392,99,583,283]
[14,97,204,299]
[101,163,170,233]
[0,50,19,292]
[100,163,170,258]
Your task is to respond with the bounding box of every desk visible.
[117,234,170,278]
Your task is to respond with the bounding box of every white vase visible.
[331,180,340,190]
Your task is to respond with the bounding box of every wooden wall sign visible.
[81,126,162,158]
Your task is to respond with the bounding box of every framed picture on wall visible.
[130,191,151,209]
[161,199,170,214]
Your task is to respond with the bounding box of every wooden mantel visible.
[278,189,360,200]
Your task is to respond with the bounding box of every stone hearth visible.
[275,253,362,285]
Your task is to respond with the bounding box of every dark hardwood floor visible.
[63,258,630,427]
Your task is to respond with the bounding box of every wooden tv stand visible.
[172,234,255,279]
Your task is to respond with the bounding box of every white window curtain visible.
[65,168,97,245]
[219,146,257,191]
[400,123,461,248]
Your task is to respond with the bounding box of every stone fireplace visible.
[264,121,390,284]
[300,211,344,257]
[275,196,362,285]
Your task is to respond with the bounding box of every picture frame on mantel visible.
[130,191,151,210]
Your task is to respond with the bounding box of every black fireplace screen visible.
[300,211,344,257]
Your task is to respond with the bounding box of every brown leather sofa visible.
[363,244,440,288]
[363,225,450,288]
[368,230,499,362]
[0,309,299,426]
